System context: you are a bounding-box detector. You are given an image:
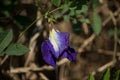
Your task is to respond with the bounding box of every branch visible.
[8,59,69,74]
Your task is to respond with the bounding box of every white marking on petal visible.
[49,29,59,53]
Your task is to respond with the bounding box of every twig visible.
[98,49,120,57]
[92,61,114,75]
[109,10,118,65]
[102,8,120,27]
[39,73,49,80]
[49,7,61,14]
[25,32,40,66]
[97,61,114,72]
[8,59,69,74]
[0,55,9,65]
[78,34,96,53]
[17,19,39,43]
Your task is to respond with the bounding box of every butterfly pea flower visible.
[41,28,76,67]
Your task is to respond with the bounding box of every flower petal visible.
[59,51,68,58]
[41,41,56,67]
[49,29,69,57]
[67,47,76,61]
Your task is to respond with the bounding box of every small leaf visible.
[72,19,77,24]
[65,0,69,4]
[64,15,70,21]
[108,29,114,37]
[89,74,95,80]
[81,5,88,14]
[114,70,120,80]
[0,29,13,54]
[91,0,99,9]
[79,18,90,24]
[102,68,110,80]
[75,10,82,15]
[108,29,120,37]
[0,27,3,32]
[61,4,69,14]
[75,5,88,15]
[5,43,29,56]
[92,13,102,35]
[54,13,62,19]
[69,8,75,16]
[51,0,61,7]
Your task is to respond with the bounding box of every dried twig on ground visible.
[25,32,40,66]
[78,34,96,53]
[92,61,114,75]
[98,49,120,57]
[102,8,120,26]
[8,59,69,74]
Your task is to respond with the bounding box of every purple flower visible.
[41,29,76,67]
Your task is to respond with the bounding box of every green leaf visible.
[100,68,110,80]
[81,5,88,14]
[72,0,88,9]
[75,10,82,15]
[69,10,75,16]
[54,13,62,19]
[72,19,77,24]
[91,0,99,9]
[65,0,69,4]
[75,5,88,15]
[5,43,29,56]
[92,13,102,35]
[108,29,114,37]
[0,27,3,32]
[79,18,90,24]
[114,70,120,80]
[61,4,70,14]
[64,15,70,21]
[51,0,61,7]
[108,29,120,37]
[89,74,95,80]
[0,29,13,54]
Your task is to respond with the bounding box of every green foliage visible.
[51,0,61,7]
[92,12,102,35]
[0,29,29,56]
[80,5,88,14]
[54,4,89,23]
[54,13,62,19]
[89,68,120,80]
[91,0,100,9]
[0,29,13,54]
[114,70,120,80]
[5,44,29,56]
[79,18,90,24]
[89,74,95,80]
[61,2,71,14]
[71,0,89,9]
[108,29,120,37]
[49,0,89,24]
[0,0,18,17]
[72,22,82,35]
[101,68,110,80]
[45,0,89,35]
[64,15,70,22]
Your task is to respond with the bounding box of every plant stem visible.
[55,66,59,80]
[17,19,38,43]
[113,25,118,65]
[49,7,61,14]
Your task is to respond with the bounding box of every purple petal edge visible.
[41,41,56,67]
[67,47,76,61]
